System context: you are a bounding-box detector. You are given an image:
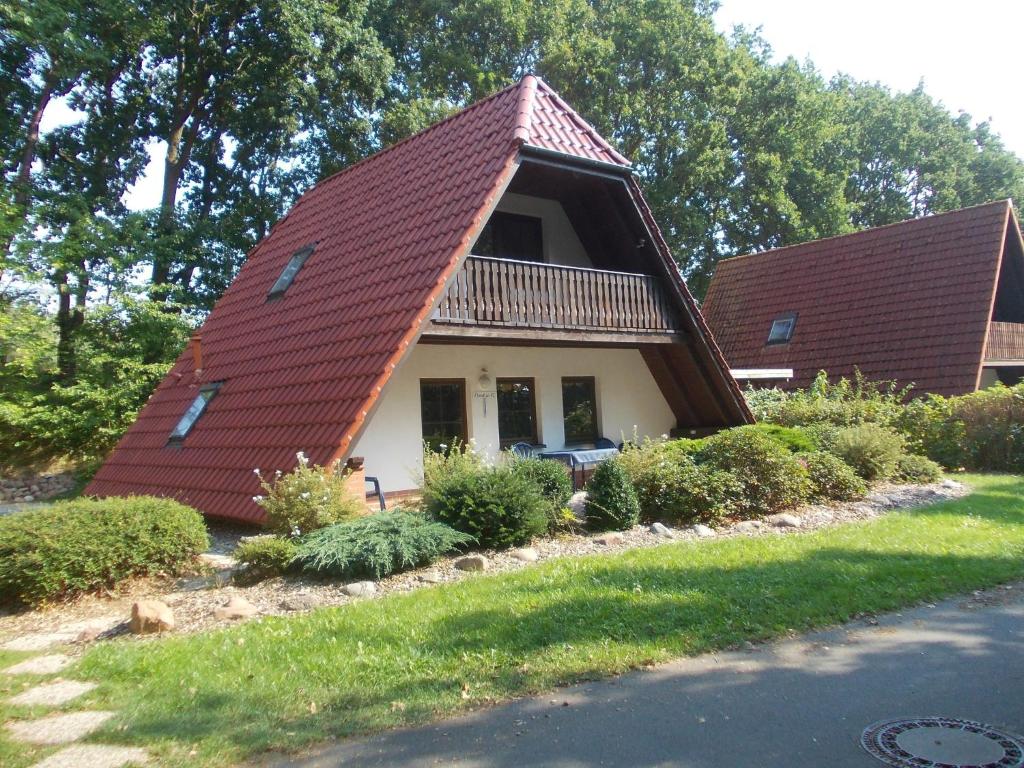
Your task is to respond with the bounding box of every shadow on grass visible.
[85,480,1024,764]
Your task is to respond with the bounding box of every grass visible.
[11,474,1022,766]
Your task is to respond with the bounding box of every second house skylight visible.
[268,244,316,299]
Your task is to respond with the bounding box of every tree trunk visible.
[55,268,88,383]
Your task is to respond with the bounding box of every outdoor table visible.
[539,447,620,490]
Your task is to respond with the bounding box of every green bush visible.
[509,457,572,509]
[294,511,473,580]
[615,444,740,525]
[425,466,549,549]
[0,496,209,606]
[585,460,640,531]
[254,453,364,536]
[697,426,810,518]
[829,424,905,481]
[748,423,815,453]
[421,440,484,489]
[802,452,866,501]
[234,535,298,580]
[895,453,943,484]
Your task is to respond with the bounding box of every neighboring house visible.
[87,76,750,523]
[703,200,1024,396]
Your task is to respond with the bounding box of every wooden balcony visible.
[985,321,1024,362]
[428,256,680,343]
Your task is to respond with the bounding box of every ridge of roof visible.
[715,198,1012,269]
[512,74,538,143]
[530,78,632,167]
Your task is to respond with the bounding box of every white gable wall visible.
[350,342,675,493]
[482,192,593,268]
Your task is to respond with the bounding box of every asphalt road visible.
[273,583,1024,768]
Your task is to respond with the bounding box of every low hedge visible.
[234,535,299,580]
[0,496,209,607]
[585,460,640,531]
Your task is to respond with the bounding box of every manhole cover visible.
[861,717,1024,768]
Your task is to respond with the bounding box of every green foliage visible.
[802,452,867,501]
[829,424,906,481]
[895,454,943,484]
[254,454,364,537]
[293,511,473,580]
[697,426,810,518]
[508,456,573,509]
[748,423,816,453]
[0,495,208,607]
[584,460,640,531]
[233,536,299,581]
[425,465,549,549]
[898,384,1024,472]
[421,440,485,490]
[745,370,910,428]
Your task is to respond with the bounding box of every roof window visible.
[268,244,315,299]
[767,314,797,345]
[168,382,222,443]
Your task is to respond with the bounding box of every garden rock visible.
[567,491,588,518]
[280,594,317,612]
[3,655,73,676]
[510,547,539,562]
[690,524,716,538]
[9,680,97,707]
[213,596,259,620]
[30,744,150,768]
[942,479,963,490]
[7,710,115,745]
[418,569,444,583]
[454,554,489,572]
[594,532,623,545]
[650,522,674,538]
[767,513,802,528]
[733,520,762,534]
[130,600,175,634]
[2,630,78,652]
[343,581,377,597]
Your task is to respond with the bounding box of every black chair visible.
[365,476,386,510]
[595,437,616,450]
[509,442,535,459]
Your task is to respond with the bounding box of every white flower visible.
[253,468,260,475]
[252,495,264,503]
[439,443,448,450]
[291,526,301,537]
[275,470,282,477]
[300,492,311,499]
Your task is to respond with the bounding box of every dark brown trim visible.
[419,378,469,447]
[423,322,681,346]
[496,377,539,447]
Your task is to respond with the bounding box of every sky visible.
[713,0,1024,155]
[39,1,1024,213]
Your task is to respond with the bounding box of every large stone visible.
[766,513,802,528]
[594,532,624,546]
[3,655,72,676]
[690,524,716,538]
[129,600,174,634]
[418,569,444,584]
[213,596,258,620]
[733,520,762,534]
[941,478,963,490]
[200,552,237,570]
[280,594,318,612]
[454,554,489,572]
[649,522,674,538]
[342,581,377,597]
[9,680,97,707]
[567,491,588,518]
[2,631,78,652]
[7,710,116,745]
[29,744,150,768]
[510,547,539,562]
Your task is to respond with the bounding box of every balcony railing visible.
[433,256,679,333]
[986,321,1024,361]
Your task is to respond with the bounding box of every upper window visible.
[476,212,543,263]
[169,382,222,443]
[420,379,467,452]
[497,378,538,448]
[268,244,315,300]
[561,376,598,444]
[767,314,797,345]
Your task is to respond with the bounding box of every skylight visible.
[767,314,797,344]
[268,244,315,299]
[168,383,222,442]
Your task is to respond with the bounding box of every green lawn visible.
[7,474,1024,767]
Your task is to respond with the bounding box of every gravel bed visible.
[0,480,970,649]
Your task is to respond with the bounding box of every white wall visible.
[478,192,593,268]
[350,342,676,492]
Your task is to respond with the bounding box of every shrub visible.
[745,370,910,428]
[615,445,740,525]
[829,424,905,481]
[895,453,943,484]
[254,453,364,536]
[803,452,866,501]
[749,424,815,454]
[697,426,810,518]
[294,511,473,580]
[584,460,640,531]
[425,466,549,549]
[0,496,208,607]
[421,440,485,489]
[234,536,298,580]
[509,457,572,509]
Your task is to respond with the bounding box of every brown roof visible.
[87,76,746,522]
[703,200,1020,396]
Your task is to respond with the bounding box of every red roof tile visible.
[87,76,707,522]
[703,201,1015,396]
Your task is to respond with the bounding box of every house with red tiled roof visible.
[702,200,1024,396]
[86,76,750,523]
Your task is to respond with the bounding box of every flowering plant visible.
[253,452,365,536]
